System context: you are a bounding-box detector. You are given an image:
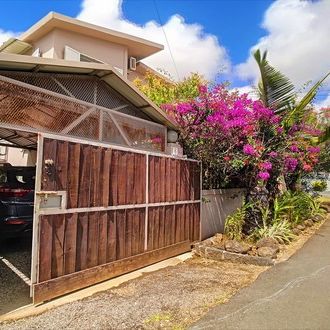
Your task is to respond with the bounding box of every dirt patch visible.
[0,258,267,330]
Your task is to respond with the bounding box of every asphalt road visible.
[191,219,330,330]
[0,236,32,315]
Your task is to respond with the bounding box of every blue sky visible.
[0,0,329,104]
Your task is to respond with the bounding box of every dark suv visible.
[0,164,35,239]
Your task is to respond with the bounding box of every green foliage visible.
[133,70,206,106]
[224,202,252,240]
[312,180,328,192]
[254,49,296,113]
[249,218,295,244]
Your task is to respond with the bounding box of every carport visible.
[0,54,201,305]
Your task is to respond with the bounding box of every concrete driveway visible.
[0,236,32,315]
[191,219,330,330]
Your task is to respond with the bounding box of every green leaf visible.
[254,49,296,113]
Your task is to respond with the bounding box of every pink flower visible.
[289,145,299,152]
[243,144,257,156]
[268,151,278,158]
[303,164,312,172]
[258,171,270,181]
[260,162,272,170]
[307,146,320,153]
[285,157,298,172]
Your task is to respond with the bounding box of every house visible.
[0,12,200,304]
[0,12,181,165]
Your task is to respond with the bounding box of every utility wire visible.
[153,0,181,80]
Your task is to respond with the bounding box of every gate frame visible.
[29,131,202,301]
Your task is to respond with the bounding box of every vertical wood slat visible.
[116,209,126,259]
[107,211,117,262]
[90,147,102,207]
[126,152,134,205]
[160,157,166,202]
[109,150,119,206]
[125,209,133,257]
[98,211,108,265]
[117,151,127,205]
[149,156,155,203]
[76,212,88,271]
[56,140,69,191]
[63,213,77,275]
[102,149,112,207]
[42,139,58,191]
[138,154,146,204]
[38,216,53,282]
[165,158,171,201]
[51,215,65,279]
[78,145,92,208]
[67,143,80,209]
[87,212,99,268]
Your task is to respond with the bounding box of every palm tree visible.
[254,49,330,129]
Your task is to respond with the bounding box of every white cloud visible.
[77,0,230,80]
[232,85,258,100]
[0,29,16,45]
[236,0,330,92]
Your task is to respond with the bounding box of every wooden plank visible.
[33,241,192,304]
[106,211,117,262]
[125,209,133,257]
[117,151,127,205]
[153,157,160,203]
[131,209,139,255]
[78,145,92,208]
[184,204,190,242]
[41,139,58,191]
[109,150,119,206]
[148,156,155,204]
[101,149,112,207]
[63,213,77,275]
[158,206,165,249]
[170,158,176,202]
[160,157,166,202]
[165,158,171,202]
[140,155,146,204]
[147,207,154,251]
[194,163,201,200]
[139,208,145,253]
[170,205,176,245]
[164,206,172,247]
[67,143,80,209]
[90,147,102,207]
[56,140,69,191]
[87,212,99,268]
[153,207,160,250]
[126,152,134,205]
[116,209,126,259]
[51,215,65,279]
[76,212,89,271]
[175,205,181,243]
[38,216,53,282]
[193,203,201,242]
[98,211,108,265]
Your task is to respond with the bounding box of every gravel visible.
[0,257,266,330]
[0,236,32,315]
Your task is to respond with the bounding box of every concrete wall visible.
[201,188,245,240]
[33,28,128,77]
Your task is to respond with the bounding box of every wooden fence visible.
[32,135,201,303]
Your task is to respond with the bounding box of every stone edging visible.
[193,243,275,267]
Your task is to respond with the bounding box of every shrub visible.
[224,202,252,241]
[312,180,328,192]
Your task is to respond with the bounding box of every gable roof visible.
[0,53,177,130]
[19,12,164,60]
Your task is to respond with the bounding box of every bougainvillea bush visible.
[162,84,322,196]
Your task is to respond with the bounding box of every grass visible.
[319,195,330,204]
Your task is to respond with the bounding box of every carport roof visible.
[0,53,177,130]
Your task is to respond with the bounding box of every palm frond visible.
[285,72,330,127]
[254,49,296,113]
[317,126,330,144]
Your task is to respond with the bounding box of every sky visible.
[0,0,329,105]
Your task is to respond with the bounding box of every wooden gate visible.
[31,133,201,303]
